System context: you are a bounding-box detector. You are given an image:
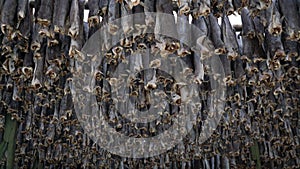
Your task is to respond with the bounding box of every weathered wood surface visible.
[0,0,299,168]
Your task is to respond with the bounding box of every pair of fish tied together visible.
[0,0,299,168]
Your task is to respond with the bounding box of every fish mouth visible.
[287,31,300,41]
[270,27,282,36]
[227,8,235,16]
[37,18,51,27]
[246,31,256,39]
[88,16,100,27]
[108,24,119,35]
[274,49,286,60]
[22,67,33,77]
[1,24,13,36]
[227,52,239,61]
[179,5,190,16]
[214,48,227,55]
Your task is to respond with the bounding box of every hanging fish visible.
[53,0,71,34]
[178,0,191,16]
[241,8,255,38]
[69,0,84,38]
[177,13,191,57]
[279,0,300,40]
[108,0,121,35]
[265,1,282,36]
[225,0,235,15]
[31,43,46,90]
[17,0,29,24]
[1,0,17,35]
[144,0,155,27]
[264,30,285,60]
[37,0,54,27]
[99,0,109,15]
[88,0,101,23]
[208,13,226,55]
[198,0,211,17]
[121,2,134,35]
[221,12,239,60]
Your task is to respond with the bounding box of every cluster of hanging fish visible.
[0,0,299,168]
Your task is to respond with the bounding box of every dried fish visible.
[177,14,191,57]
[279,0,300,40]
[192,50,204,83]
[0,0,299,168]
[121,2,134,35]
[178,0,191,16]
[213,0,225,17]
[198,0,211,17]
[1,0,17,35]
[192,15,208,37]
[53,0,70,33]
[99,0,109,15]
[233,0,242,12]
[69,1,85,60]
[264,30,285,60]
[221,12,239,60]
[0,0,4,13]
[31,24,43,51]
[225,0,235,15]
[124,0,141,9]
[17,0,29,23]
[37,0,54,26]
[144,0,155,26]
[133,4,146,39]
[208,13,226,54]
[88,0,100,20]
[156,0,174,14]
[242,36,254,62]
[265,2,282,36]
[108,0,121,35]
[241,8,255,38]
[282,32,298,61]
[16,2,32,43]
[69,0,84,38]
[253,16,265,44]
[249,0,271,16]
[31,43,46,89]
